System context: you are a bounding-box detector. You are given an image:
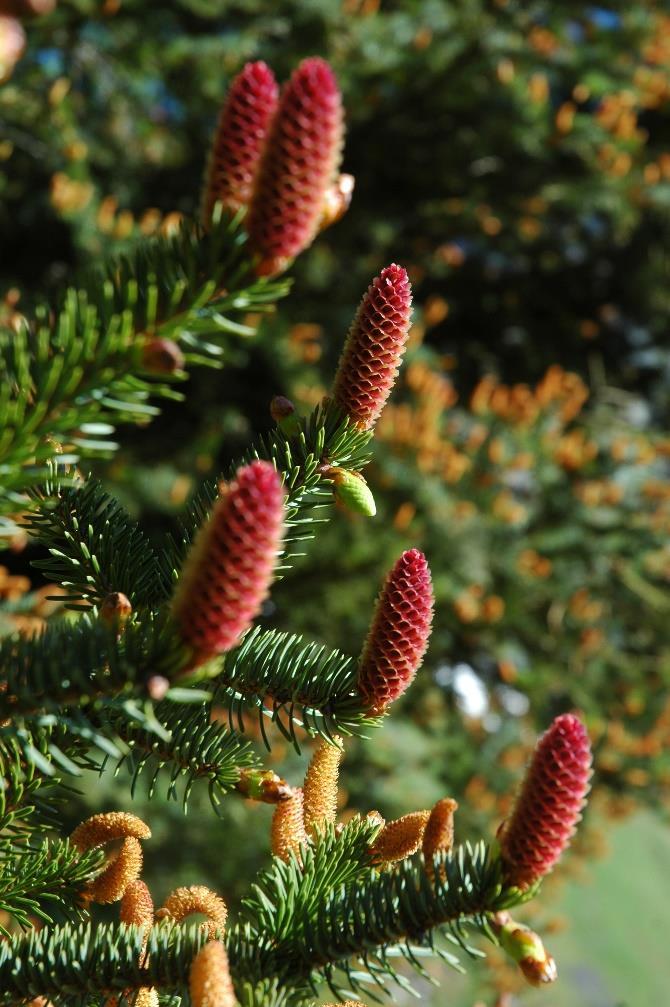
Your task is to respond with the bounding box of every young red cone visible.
[246,57,344,274]
[357,548,433,715]
[172,460,285,662]
[201,61,279,225]
[498,713,592,889]
[332,264,412,431]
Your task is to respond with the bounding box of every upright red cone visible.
[246,57,343,275]
[357,549,433,715]
[172,460,285,662]
[498,713,592,889]
[332,264,412,431]
[201,61,279,225]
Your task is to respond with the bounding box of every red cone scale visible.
[201,61,279,225]
[358,549,433,714]
[172,460,285,661]
[498,713,592,888]
[246,57,343,274]
[332,264,412,431]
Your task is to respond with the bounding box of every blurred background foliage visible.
[2,1,670,1004]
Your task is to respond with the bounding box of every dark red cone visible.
[246,57,343,274]
[332,264,412,431]
[201,61,279,225]
[172,460,284,661]
[358,549,433,714]
[498,713,592,888]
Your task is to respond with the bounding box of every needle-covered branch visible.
[0,840,103,935]
[25,471,173,611]
[229,822,529,1001]
[214,627,376,751]
[0,211,291,515]
[102,701,266,812]
[0,922,208,1004]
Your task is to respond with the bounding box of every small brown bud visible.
[145,674,170,701]
[270,395,300,435]
[270,395,296,422]
[519,954,558,987]
[141,337,185,374]
[236,768,293,804]
[319,173,355,232]
[493,912,558,988]
[99,592,132,627]
[318,176,354,234]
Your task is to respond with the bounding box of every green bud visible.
[494,913,557,987]
[331,468,376,517]
[236,768,294,804]
[498,921,545,963]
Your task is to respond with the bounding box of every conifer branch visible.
[0,840,103,934]
[0,732,75,840]
[102,701,262,812]
[25,472,174,610]
[214,627,377,751]
[172,400,373,579]
[0,614,185,717]
[0,211,290,515]
[0,922,208,1004]
[229,825,530,1001]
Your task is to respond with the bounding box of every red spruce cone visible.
[358,549,433,715]
[172,460,285,662]
[246,57,343,275]
[498,713,592,889]
[332,264,412,431]
[201,61,279,225]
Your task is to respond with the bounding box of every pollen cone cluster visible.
[302,737,343,838]
[369,810,431,865]
[357,548,434,715]
[189,940,237,1007]
[201,61,279,225]
[119,879,154,928]
[156,885,228,940]
[422,797,458,881]
[498,713,592,888]
[332,264,413,431]
[71,812,151,905]
[246,57,343,275]
[271,787,308,862]
[172,460,285,663]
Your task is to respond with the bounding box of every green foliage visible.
[103,700,262,812]
[25,470,173,610]
[215,626,375,750]
[0,212,290,522]
[0,922,208,1004]
[231,823,527,1002]
[0,840,103,935]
